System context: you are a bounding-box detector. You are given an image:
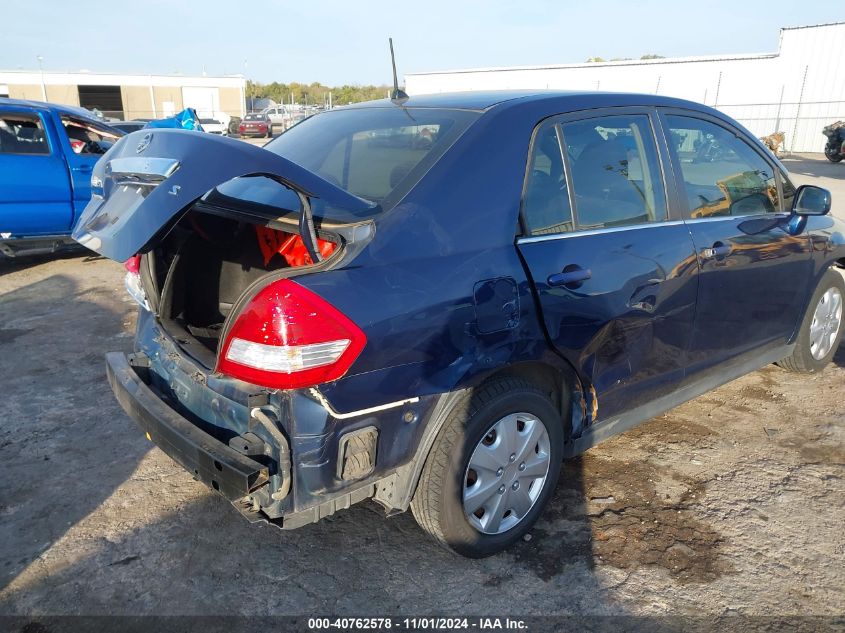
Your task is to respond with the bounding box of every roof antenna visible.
[389,37,408,103]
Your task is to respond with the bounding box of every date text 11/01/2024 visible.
[307,617,528,630]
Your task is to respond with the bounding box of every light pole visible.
[243,59,249,114]
[36,55,46,102]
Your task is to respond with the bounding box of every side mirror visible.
[792,185,831,216]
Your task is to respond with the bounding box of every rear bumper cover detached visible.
[105,352,269,501]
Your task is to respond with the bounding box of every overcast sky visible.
[3,0,843,85]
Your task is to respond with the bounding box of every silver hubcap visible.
[462,412,551,535]
[810,287,843,360]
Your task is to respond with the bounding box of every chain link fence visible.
[708,99,845,155]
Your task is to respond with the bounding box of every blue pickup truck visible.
[0,98,123,257]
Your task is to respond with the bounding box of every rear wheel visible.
[779,269,844,373]
[411,377,563,558]
[825,146,843,163]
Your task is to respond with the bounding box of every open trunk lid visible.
[72,129,378,262]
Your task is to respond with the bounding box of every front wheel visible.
[411,377,563,557]
[779,269,844,373]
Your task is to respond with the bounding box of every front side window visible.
[0,113,50,155]
[60,115,121,155]
[779,170,796,211]
[666,115,778,218]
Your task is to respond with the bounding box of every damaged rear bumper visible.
[105,351,270,500]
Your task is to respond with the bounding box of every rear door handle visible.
[548,266,592,288]
[701,242,731,259]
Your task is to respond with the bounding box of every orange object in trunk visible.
[254,225,336,268]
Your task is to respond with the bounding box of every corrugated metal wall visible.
[406,23,845,153]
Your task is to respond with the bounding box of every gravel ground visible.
[0,155,842,619]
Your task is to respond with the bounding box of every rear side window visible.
[522,123,573,235]
[0,113,50,154]
[563,115,667,229]
[521,113,666,236]
[666,115,778,217]
[265,107,479,205]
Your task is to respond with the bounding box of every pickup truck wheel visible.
[411,377,563,558]
[779,269,844,373]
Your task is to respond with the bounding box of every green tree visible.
[246,80,392,106]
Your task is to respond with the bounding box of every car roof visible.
[340,90,711,113]
[0,97,107,124]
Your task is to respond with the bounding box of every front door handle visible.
[72,164,93,173]
[701,242,731,260]
[548,266,592,288]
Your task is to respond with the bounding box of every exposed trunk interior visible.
[142,209,338,361]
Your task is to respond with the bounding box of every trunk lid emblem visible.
[136,133,153,154]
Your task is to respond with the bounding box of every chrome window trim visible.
[684,212,789,224]
[516,212,790,244]
[517,220,686,243]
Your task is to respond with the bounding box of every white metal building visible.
[405,22,845,153]
[0,71,246,121]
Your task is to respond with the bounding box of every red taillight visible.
[217,279,366,390]
[123,254,149,310]
[124,254,141,274]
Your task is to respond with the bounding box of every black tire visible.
[825,147,843,163]
[411,377,563,558]
[779,268,845,373]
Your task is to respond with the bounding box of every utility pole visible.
[243,59,248,113]
[36,55,46,101]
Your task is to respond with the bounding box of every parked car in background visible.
[74,91,845,557]
[200,118,228,135]
[110,120,147,134]
[262,105,287,128]
[0,98,122,257]
[238,112,272,138]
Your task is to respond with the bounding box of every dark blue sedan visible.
[73,91,845,557]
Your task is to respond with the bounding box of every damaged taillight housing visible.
[217,279,366,390]
[124,254,150,311]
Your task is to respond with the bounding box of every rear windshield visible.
[264,106,479,205]
[244,114,264,121]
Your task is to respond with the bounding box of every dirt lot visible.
[0,155,842,619]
